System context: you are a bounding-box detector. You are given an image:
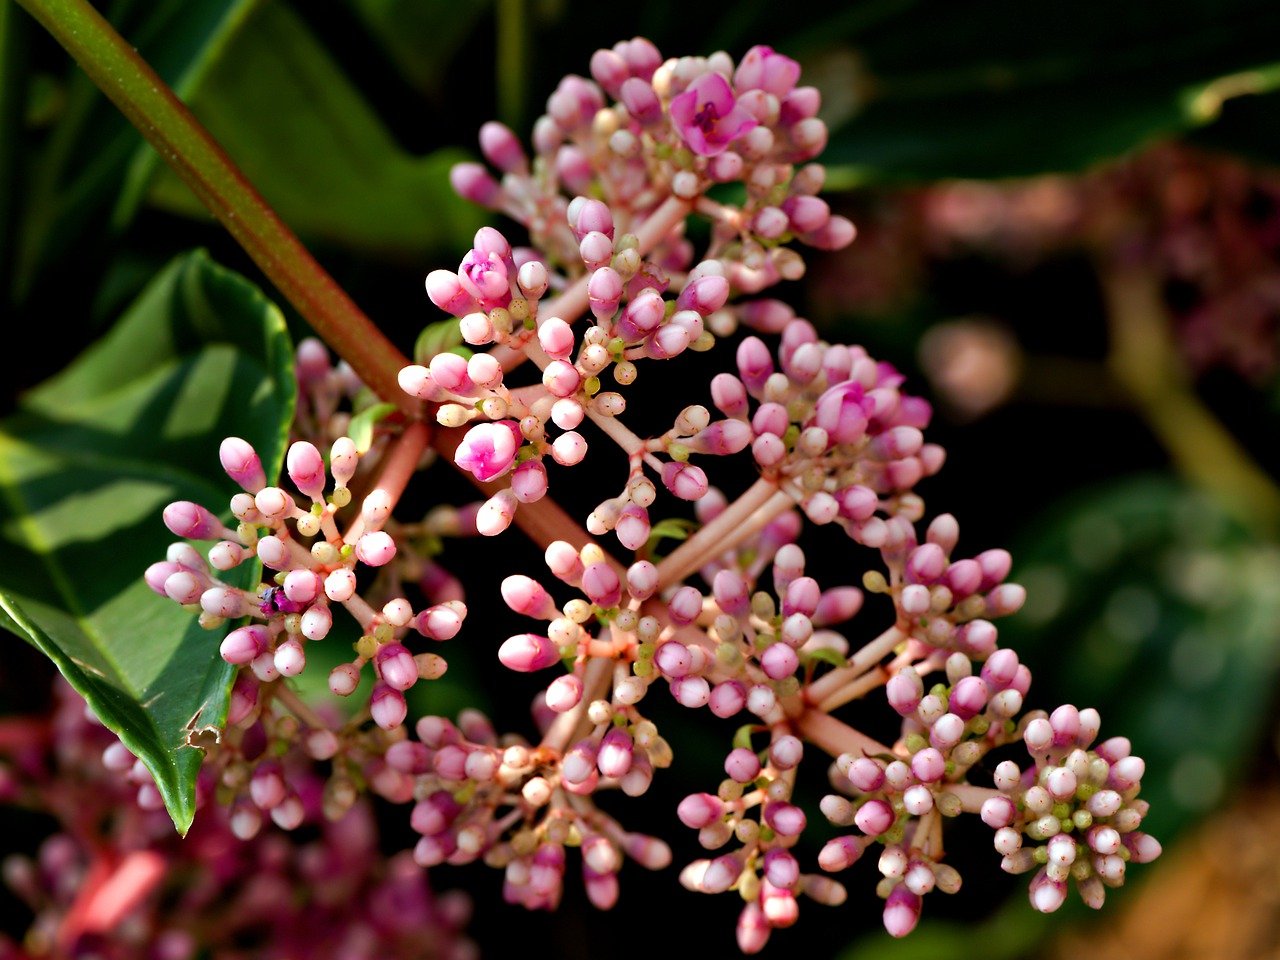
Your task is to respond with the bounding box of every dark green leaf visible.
[348,0,490,98]
[0,250,295,833]
[797,0,1280,180]
[14,0,263,299]
[145,2,484,258]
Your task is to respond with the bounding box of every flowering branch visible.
[103,28,1163,956]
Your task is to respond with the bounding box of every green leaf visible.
[803,646,848,669]
[414,317,464,366]
[14,0,264,299]
[796,0,1280,180]
[0,250,295,833]
[348,401,398,454]
[1003,475,1280,842]
[145,2,483,258]
[349,0,490,98]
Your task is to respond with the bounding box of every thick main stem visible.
[13,0,415,413]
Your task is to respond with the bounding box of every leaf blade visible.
[0,250,295,833]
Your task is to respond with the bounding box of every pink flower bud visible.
[300,604,332,641]
[981,649,1021,689]
[499,634,561,672]
[689,419,753,455]
[662,461,709,501]
[615,504,650,551]
[770,735,804,770]
[736,337,774,392]
[286,441,326,498]
[219,437,266,492]
[220,625,269,664]
[710,373,749,419]
[949,675,990,719]
[273,638,305,677]
[426,268,480,317]
[545,674,583,713]
[329,663,360,696]
[537,317,576,360]
[737,902,770,954]
[163,501,222,540]
[855,798,894,836]
[819,836,865,872]
[678,793,724,829]
[670,675,711,708]
[848,757,886,792]
[654,641,693,678]
[725,747,761,783]
[764,802,807,838]
[550,432,587,466]
[160,569,203,605]
[883,885,921,937]
[542,360,582,399]
[371,683,408,730]
[249,762,286,810]
[478,121,526,173]
[517,260,549,300]
[911,747,946,783]
[646,323,690,360]
[511,459,548,503]
[356,530,396,567]
[587,267,623,320]
[597,728,634,778]
[620,77,662,125]
[455,421,521,481]
[782,195,830,233]
[449,161,500,207]
[618,289,665,340]
[377,643,418,691]
[1029,869,1067,914]
[677,275,729,316]
[501,575,556,619]
[625,560,658,600]
[579,231,614,268]
[709,680,746,718]
[581,562,622,608]
[735,45,801,97]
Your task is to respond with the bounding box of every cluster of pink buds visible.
[147,352,465,736]
[137,37,1163,955]
[0,680,475,960]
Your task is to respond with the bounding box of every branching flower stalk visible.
[47,26,1160,953]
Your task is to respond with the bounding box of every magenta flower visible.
[669,73,758,157]
[733,45,801,97]
[457,249,511,306]
[455,420,521,481]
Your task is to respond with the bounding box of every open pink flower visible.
[669,73,758,157]
[457,249,511,307]
[455,420,521,481]
[733,45,801,97]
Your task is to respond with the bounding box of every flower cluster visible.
[136,37,1162,954]
[0,680,474,960]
